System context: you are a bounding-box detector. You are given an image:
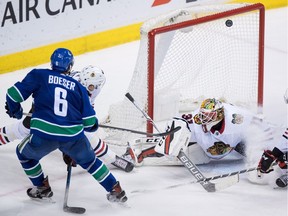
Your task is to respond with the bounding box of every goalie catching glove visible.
[154,117,191,157]
[257,147,287,176]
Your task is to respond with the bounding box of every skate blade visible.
[29,196,56,204]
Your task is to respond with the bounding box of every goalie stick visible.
[63,163,86,214]
[131,165,273,194]
[131,167,259,194]
[177,149,238,192]
[23,112,180,137]
[125,93,238,192]
[194,167,258,183]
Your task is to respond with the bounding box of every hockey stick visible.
[99,124,180,137]
[132,165,273,195]
[23,112,32,117]
[176,149,239,192]
[125,93,238,192]
[193,166,259,183]
[131,167,256,194]
[125,93,162,132]
[23,112,180,137]
[63,163,86,214]
[195,162,278,183]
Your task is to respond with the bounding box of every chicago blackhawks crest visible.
[207,141,233,156]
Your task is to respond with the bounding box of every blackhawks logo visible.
[207,142,233,155]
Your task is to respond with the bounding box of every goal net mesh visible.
[97,3,264,150]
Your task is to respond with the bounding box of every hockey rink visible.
[0,6,287,216]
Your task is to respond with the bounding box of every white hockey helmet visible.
[198,98,224,132]
[79,65,106,93]
[70,71,81,82]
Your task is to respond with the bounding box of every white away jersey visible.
[188,103,254,159]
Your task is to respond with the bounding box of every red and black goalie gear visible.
[272,147,287,169]
[257,150,276,174]
[137,146,164,163]
[258,147,287,175]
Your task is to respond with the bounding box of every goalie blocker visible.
[129,117,210,166]
[154,117,191,157]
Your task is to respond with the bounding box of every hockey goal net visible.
[98,3,265,149]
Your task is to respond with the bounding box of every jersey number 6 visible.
[54,87,68,117]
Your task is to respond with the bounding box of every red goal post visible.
[146,3,265,133]
[100,3,265,143]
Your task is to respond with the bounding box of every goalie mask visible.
[198,98,224,133]
[79,65,106,93]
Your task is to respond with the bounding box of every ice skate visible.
[107,181,127,203]
[27,176,53,200]
[275,174,287,188]
[112,144,137,172]
[112,154,135,172]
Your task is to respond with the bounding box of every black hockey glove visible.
[257,150,276,174]
[63,153,77,167]
[5,101,23,119]
[85,119,99,132]
[272,147,287,170]
[258,147,287,174]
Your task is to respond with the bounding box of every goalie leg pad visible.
[129,137,185,166]
[154,117,191,157]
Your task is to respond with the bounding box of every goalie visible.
[126,98,280,185]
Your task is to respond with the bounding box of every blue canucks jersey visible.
[6,68,97,141]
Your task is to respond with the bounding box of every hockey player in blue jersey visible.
[1,65,134,172]
[5,48,127,202]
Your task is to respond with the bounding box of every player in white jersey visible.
[256,90,288,188]
[0,65,134,172]
[128,98,275,168]
[69,65,134,172]
[184,98,276,161]
[70,65,105,108]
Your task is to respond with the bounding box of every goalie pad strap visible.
[164,135,171,155]
[137,146,164,163]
